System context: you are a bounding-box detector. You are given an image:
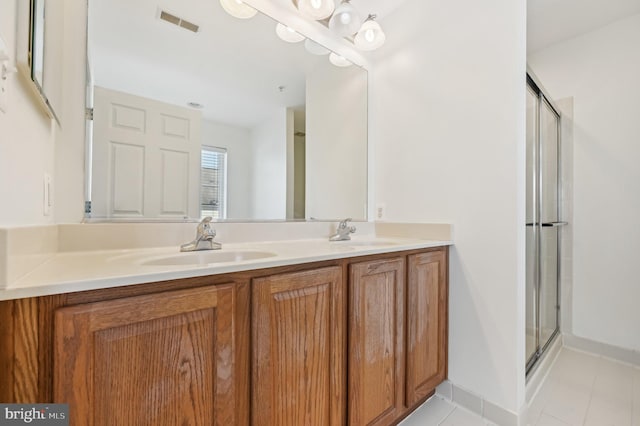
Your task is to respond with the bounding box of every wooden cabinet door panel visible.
[54,284,245,426]
[252,266,345,426]
[349,258,405,426]
[406,250,448,407]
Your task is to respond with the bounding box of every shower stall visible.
[526,73,565,375]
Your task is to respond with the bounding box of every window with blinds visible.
[200,146,227,219]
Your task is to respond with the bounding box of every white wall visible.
[250,109,288,219]
[371,0,527,414]
[306,60,368,221]
[202,120,253,219]
[528,14,640,352]
[53,0,86,224]
[0,0,86,226]
[0,0,55,226]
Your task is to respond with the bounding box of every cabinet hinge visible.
[84,201,92,215]
[85,107,94,121]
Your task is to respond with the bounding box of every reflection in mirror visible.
[30,0,45,87]
[86,0,368,222]
[25,0,62,122]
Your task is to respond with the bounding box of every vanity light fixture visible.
[304,39,330,55]
[297,0,335,21]
[328,0,362,37]
[219,0,257,19]
[276,23,305,43]
[354,15,385,51]
[329,52,352,67]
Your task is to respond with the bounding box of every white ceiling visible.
[528,0,640,53]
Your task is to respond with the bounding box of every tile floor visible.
[526,347,640,426]
[399,347,640,426]
[399,396,493,426]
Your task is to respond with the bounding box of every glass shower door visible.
[525,86,538,364]
[526,75,562,375]
[539,99,560,351]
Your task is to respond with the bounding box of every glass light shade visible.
[329,52,352,67]
[219,0,257,19]
[276,23,305,43]
[328,1,362,37]
[304,39,330,55]
[297,0,335,20]
[354,18,386,51]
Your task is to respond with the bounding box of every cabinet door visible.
[406,250,448,407]
[252,266,345,426]
[54,284,248,426]
[349,258,405,426]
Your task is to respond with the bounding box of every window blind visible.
[200,146,227,219]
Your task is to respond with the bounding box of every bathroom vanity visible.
[0,231,449,426]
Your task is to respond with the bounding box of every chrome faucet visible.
[180,217,222,252]
[329,218,356,241]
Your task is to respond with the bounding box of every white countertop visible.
[0,237,451,301]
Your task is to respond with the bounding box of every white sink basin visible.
[141,250,277,266]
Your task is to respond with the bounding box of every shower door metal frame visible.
[526,73,564,377]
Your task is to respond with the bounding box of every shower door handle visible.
[541,222,568,227]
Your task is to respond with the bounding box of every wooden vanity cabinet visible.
[347,248,449,426]
[54,283,249,426]
[0,246,448,426]
[348,258,406,426]
[251,266,346,426]
[405,250,448,409]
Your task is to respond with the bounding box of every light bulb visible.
[298,0,335,20]
[365,29,375,42]
[220,0,257,19]
[328,1,362,37]
[354,15,386,51]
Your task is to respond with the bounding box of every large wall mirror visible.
[86,0,368,222]
[21,0,63,122]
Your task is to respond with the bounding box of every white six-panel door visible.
[92,87,201,219]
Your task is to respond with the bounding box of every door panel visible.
[540,228,559,348]
[349,258,405,426]
[541,100,559,223]
[406,251,448,407]
[525,87,539,364]
[54,284,245,426]
[526,77,562,374]
[252,267,345,426]
[92,86,201,219]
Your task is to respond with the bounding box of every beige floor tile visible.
[399,396,456,426]
[584,393,632,426]
[542,379,592,425]
[439,408,492,426]
[536,413,571,426]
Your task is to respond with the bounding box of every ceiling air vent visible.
[159,10,200,33]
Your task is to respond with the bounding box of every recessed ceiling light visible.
[187,102,204,109]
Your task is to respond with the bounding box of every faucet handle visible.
[197,217,216,239]
[339,218,353,228]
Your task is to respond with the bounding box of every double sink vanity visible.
[0,221,451,425]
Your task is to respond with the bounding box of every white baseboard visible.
[563,333,640,367]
